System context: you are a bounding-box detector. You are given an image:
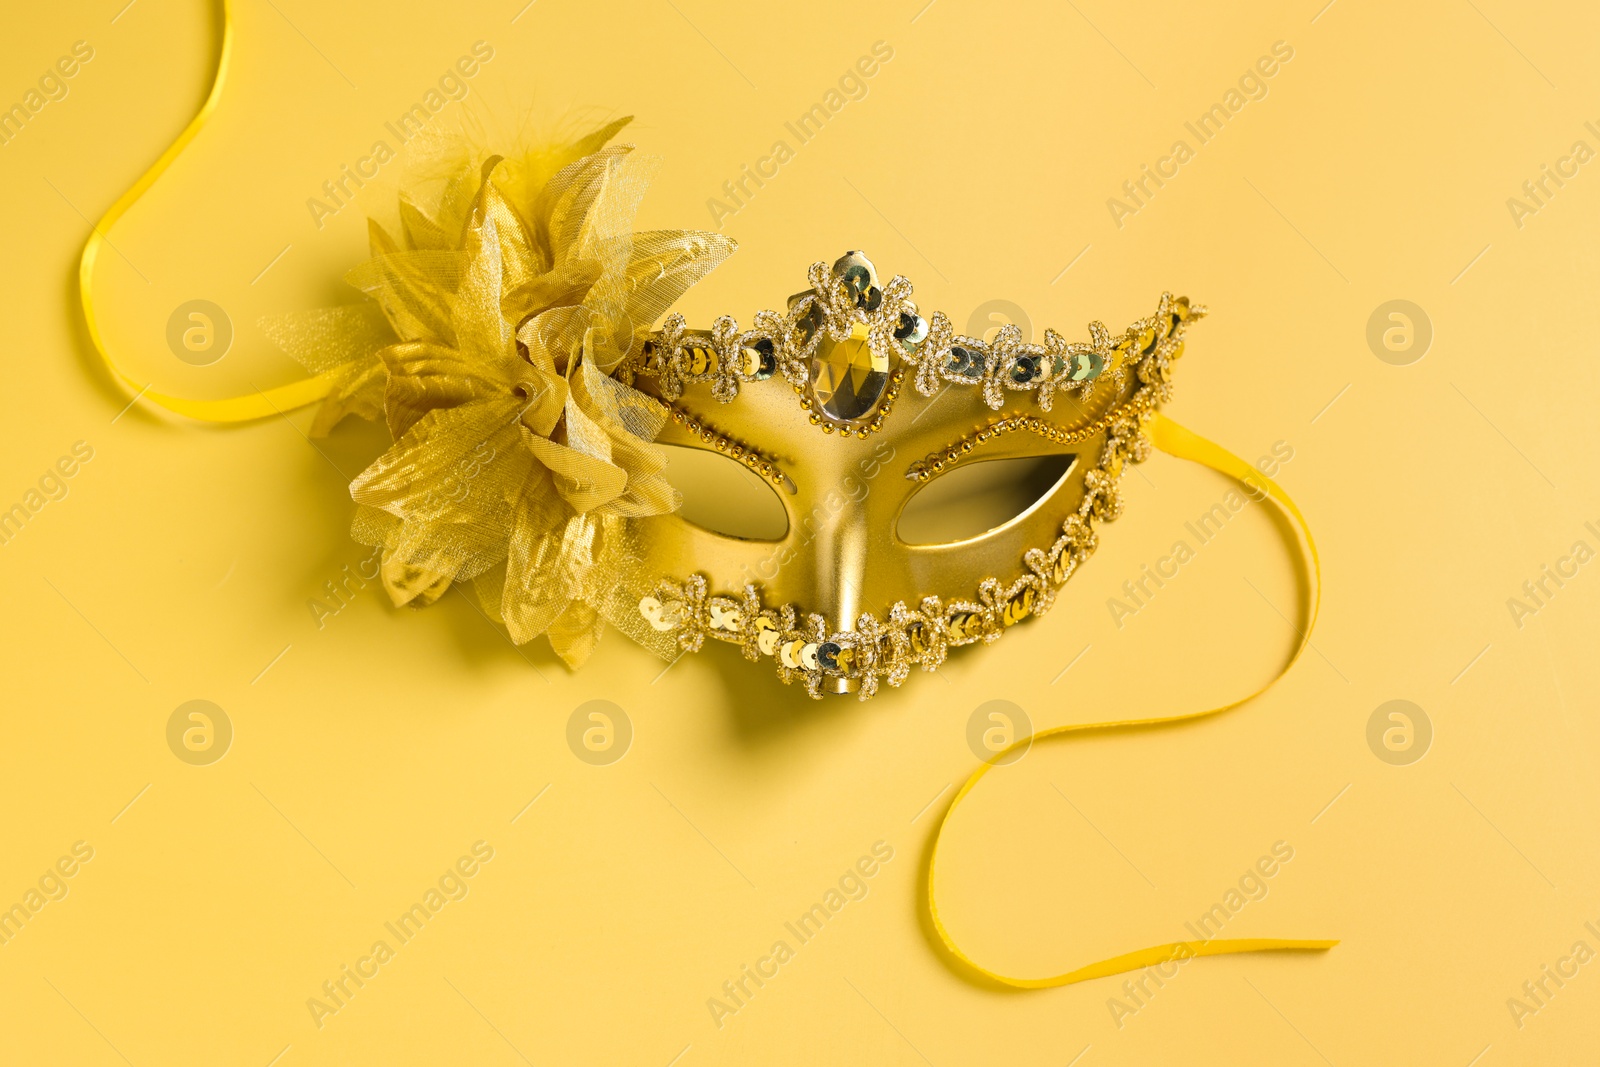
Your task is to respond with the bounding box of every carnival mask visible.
[242,121,1205,701]
[626,252,1199,699]
[78,103,1331,991]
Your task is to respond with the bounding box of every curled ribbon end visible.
[925,415,1331,991]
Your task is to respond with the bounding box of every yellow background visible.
[3,0,1598,1063]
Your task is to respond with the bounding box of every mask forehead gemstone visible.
[809,329,889,423]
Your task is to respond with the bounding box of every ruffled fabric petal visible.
[261,117,730,668]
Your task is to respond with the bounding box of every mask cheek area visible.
[896,454,1078,546]
[660,444,790,541]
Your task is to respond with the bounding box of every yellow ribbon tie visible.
[926,412,1338,988]
[78,0,339,423]
[84,11,1339,973]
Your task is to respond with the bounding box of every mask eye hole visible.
[660,444,789,541]
[896,455,1077,545]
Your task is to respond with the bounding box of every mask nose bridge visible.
[777,457,897,697]
[779,443,903,631]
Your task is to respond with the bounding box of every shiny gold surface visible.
[631,283,1189,695]
[640,360,1105,630]
[620,247,1199,696]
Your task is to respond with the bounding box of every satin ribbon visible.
[86,16,1335,972]
[78,0,343,422]
[926,412,1337,988]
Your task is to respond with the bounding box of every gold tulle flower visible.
[264,119,733,666]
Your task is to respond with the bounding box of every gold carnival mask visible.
[623,251,1199,699]
[237,120,1203,700]
[79,84,1333,993]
